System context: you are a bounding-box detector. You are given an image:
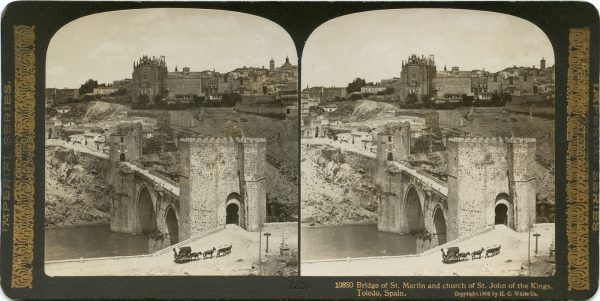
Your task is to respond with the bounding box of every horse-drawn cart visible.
[441,247,461,264]
[173,246,200,263]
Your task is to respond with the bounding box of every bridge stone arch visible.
[432,205,447,245]
[164,204,179,245]
[404,185,425,234]
[494,193,513,227]
[224,192,245,228]
[136,183,158,234]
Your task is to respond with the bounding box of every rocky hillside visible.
[301,145,380,225]
[82,101,129,122]
[350,100,397,122]
[45,146,111,227]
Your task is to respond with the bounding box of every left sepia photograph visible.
[44,8,299,276]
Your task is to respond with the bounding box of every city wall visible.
[446,137,536,241]
[178,137,267,240]
[437,110,464,127]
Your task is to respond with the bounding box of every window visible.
[412,73,416,79]
[388,136,392,142]
[120,137,124,143]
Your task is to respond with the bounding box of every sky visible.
[46,8,297,88]
[302,9,555,88]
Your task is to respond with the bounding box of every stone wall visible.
[168,110,198,128]
[178,137,267,240]
[433,76,472,97]
[438,111,464,127]
[109,122,143,163]
[446,137,536,241]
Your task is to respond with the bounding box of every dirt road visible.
[302,224,554,276]
[45,223,297,276]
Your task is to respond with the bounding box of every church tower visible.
[540,57,546,69]
[270,58,275,70]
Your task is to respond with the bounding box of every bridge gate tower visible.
[178,137,267,241]
[446,137,536,241]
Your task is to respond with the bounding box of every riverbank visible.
[301,223,419,261]
[301,224,555,276]
[301,144,379,225]
[45,223,297,276]
[45,145,111,227]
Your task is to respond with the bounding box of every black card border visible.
[0,1,598,299]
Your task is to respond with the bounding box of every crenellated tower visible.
[446,136,536,241]
[399,54,437,102]
[376,122,411,163]
[178,136,267,240]
[109,122,143,163]
[131,55,168,100]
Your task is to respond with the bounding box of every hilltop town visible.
[44,55,299,276]
[45,54,299,229]
[301,54,555,224]
[301,54,555,276]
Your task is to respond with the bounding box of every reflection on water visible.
[301,224,418,260]
[45,224,150,261]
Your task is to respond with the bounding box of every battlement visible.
[179,136,267,144]
[134,55,166,67]
[378,121,411,135]
[112,122,143,136]
[448,136,536,144]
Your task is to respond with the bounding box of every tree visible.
[79,79,99,95]
[461,94,474,107]
[221,94,235,107]
[136,94,150,106]
[308,106,325,115]
[378,87,395,95]
[231,93,242,103]
[193,95,205,107]
[348,93,362,101]
[421,94,434,108]
[405,93,418,104]
[346,78,366,93]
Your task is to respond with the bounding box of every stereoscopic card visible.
[0,1,598,300]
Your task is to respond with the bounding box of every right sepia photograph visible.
[300,9,556,276]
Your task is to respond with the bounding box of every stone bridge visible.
[104,124,268,251]
[107,161,182,249]
[49,121,267,251]
[374,123,536,250]
[305,121,537,251]
[377,160,449,249]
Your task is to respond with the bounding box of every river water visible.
[301,224,418,260]
[45,224,151,261]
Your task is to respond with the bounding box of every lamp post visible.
[533,233,541,254]
[264,232,272,253]
[258,227,262,275]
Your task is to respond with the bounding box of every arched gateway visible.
[405,186,425,234]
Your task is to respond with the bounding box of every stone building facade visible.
[108,122,143,163]
[375,122,411,163]
[433,76,473,97]
[165,67,204,98]
[487,73,535,96]
[45,88,79,106]
[178,137,267,240]
[130,55,168,99]
[446,137,536,241]
[399,54,437,101]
